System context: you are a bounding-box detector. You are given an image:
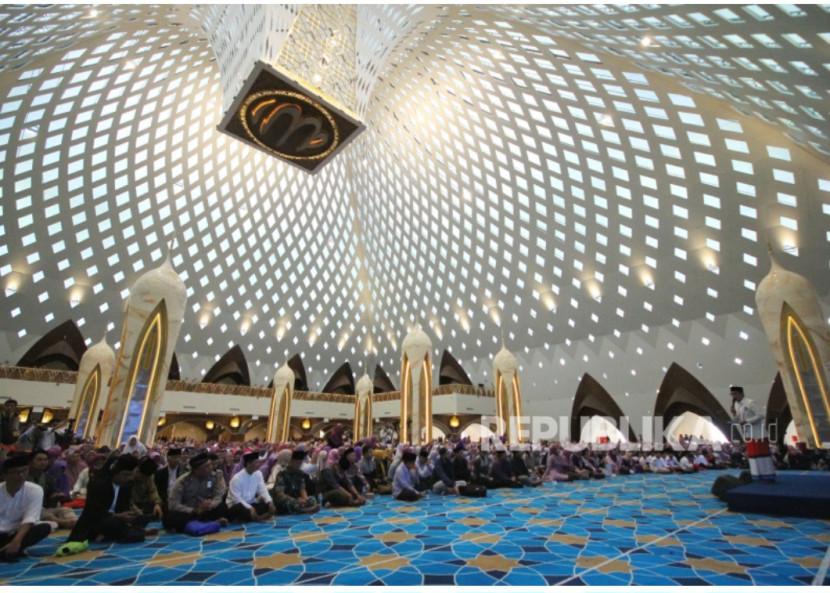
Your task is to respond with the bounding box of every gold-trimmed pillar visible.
[354,371,373,441]
[756,248,830,448]
[267,363,295,443]
[401,326,433,444]
[69,333,115,440]
[96,253,186,448]
[493,342,524,445]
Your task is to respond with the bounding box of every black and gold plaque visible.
[218,61,364,174]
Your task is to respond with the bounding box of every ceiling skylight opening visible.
[640,35,658,48]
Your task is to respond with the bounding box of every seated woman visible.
[67,454,158,544]
[266,449,292,493]
[357,444,379,491]
[541,446,572,483]
[341,447,370,495]
[318,449,364,508]
[68,453,106,504]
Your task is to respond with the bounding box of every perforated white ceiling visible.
[1,5,829,409]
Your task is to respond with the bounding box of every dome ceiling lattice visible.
[1,4,829,399]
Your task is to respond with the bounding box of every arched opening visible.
[424,424,446,441]
[156,420,208,443]
[781,303,830,446]
[16,319,87,371]
[244,422,267,442]
[664,411,730,447]
[117,301,167,444]
[571,373,636,442]
[460,422,495,443]
[765,373,792,446]
[439,349,472,386]
[579,415,628,445]
[202,345,250,385]
[655,363,731,441]
[168,352,181,381]
[373,363,396,393]
[322,362,355,394]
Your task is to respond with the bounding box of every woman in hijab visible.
[318,449,364,508]
[64,447,87,490]
[326,424,346,449]
[340,447,369,497]
[386,443,407,482]
[48,458,72,500]
[357,443,379,491]
[122,435,147,458]
[266,448,293,491]
[541,445,572,483]
[70,452,108,503]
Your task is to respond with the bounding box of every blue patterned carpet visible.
[3,471,829,586]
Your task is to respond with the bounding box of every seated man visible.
[163,452,228,532]
[227,451,275,523]
[392,451,424,502]
[452,444,487,496]
[27,449,76,530]
[414,448,435,492]
[512,450,542,486]
[432,447,459,496]
[490,449,524,488]
[273,450,319,515]
[68,454,158,544]
[0,454,51,562]
[129,457,163,520]
[154,447,186,515]
[650,453,672,474]
[678,453,697,474]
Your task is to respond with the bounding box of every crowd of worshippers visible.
[1,414,827,562]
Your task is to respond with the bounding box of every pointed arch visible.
[654,362,731,439]
[439,349,472,386]
[202,345,250,386]
[287,354,308,391]
[570,373,636,442]
[780,302,830,446]
[116,300,168,444]
[16,319,87,371]
[322,362,355,394]
[373,363,396,393]
[168,352,181,381]
[765,373,791,445]
[269,354,308,391]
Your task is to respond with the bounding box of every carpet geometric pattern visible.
[3,472,828,586]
